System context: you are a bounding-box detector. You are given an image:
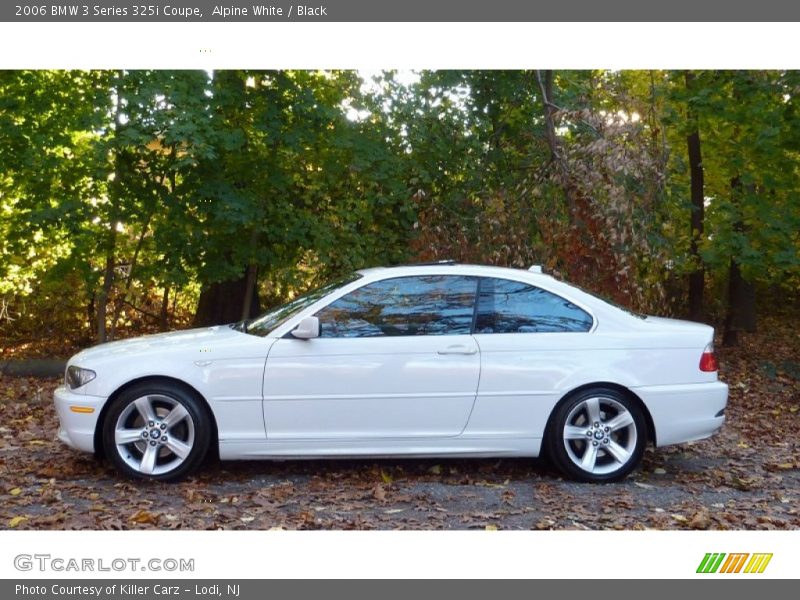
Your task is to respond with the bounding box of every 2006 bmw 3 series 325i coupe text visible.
[54,264,728,483]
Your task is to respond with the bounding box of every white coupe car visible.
[54,263,728,482]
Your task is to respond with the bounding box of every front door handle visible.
[437,345,478,355]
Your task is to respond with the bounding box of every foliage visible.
[0,70,416,339]
[663,70,800,308]
[1,69,799,345]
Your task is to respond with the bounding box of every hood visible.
[69,325,246,366]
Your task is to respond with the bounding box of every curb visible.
[0,360,66,377]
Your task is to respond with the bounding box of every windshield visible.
[240,273,363,337]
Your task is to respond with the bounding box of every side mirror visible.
[291,316,320,339]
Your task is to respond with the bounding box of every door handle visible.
[437,345,477,355]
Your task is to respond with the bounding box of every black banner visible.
[1,580,792,599]
[4,0,800,22]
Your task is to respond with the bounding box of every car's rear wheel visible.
[102,381,211,482]
[546,387,646,483]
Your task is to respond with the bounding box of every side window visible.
[475,278,593,334]
[316,275,478,338]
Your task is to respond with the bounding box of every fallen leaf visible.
[372,485,386,502]
[129,510,159,525]
[9,488,22,496]
[8,516,28,528]
[689,510,712,530]
[475,481,506,489]
[671,514,687,523]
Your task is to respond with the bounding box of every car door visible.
[262,274,481,440]
[466,277,595,439]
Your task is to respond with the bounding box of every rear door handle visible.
[437,345,477,355]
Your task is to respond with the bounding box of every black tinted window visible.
[317,275,478,338]
[475,278,592,333]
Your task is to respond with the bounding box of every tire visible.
[545,387,646,483]
[102,381,211,482]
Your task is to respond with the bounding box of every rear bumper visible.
[632,381,728,447]
[54,386,106,453]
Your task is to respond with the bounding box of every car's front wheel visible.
[546,387,646,483]
[102,381,211,481]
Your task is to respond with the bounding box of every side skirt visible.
[218,437,541,461]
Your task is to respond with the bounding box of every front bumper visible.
[53,386,107,453]
[632,381,728,447]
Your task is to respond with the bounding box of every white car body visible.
[54,264,728,480]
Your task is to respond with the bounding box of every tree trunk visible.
[685,72,705,322]
[86,293,96,332]
[538,70,559,157]
[240,229,260,321]
[193,271,261,328]
[96,232,116,343]
[97,70,124,344]
[722,176,757,346]
[110,212,152,340]
[722,259,756,346]
[535,69,578,215]
[241,263,258,322]
[159,286,170,331]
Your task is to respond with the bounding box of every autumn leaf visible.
[129,510,159,525]
[8,516,28,528]
[372,485,387,503]
[688,510,712,530]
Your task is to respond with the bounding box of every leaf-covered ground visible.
[0,317,798,530]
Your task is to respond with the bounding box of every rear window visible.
[475,277,593,333]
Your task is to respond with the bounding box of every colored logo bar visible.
[697,553,773,574]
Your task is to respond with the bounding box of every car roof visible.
[356,263,548,280]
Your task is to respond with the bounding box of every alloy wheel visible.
[561,395,639,476]
[114,394,196,476]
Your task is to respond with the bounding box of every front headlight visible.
[66,366,96,390]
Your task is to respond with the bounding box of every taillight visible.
[699,342,718,372]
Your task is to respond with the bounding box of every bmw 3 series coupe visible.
[54,264,728,482]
